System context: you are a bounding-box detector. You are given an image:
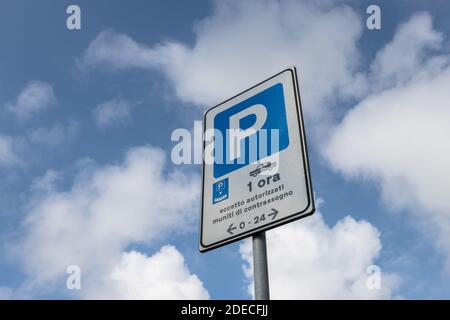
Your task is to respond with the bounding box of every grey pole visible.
[252,231,270,300]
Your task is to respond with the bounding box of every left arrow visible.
[227,223,237,235]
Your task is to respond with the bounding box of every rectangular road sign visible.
[200,67,314,252]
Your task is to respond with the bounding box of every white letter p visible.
[228,104,267,162]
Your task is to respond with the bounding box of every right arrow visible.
[268,208,278,220]
[227,223,237,235]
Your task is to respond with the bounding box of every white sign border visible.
[199,67,315,252]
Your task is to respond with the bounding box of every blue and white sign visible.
[200,67,315,252]
[212,178,229,204]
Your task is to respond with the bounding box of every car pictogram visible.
[249,161,277,177]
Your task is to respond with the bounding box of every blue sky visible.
[1,0,450,299]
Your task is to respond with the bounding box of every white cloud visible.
[6,81,56,120]
[0,287,13,299]
[0,122,76,169]
[240,213,399,299]
[29,122,78,147]
[86,246,209,299]
[79,30,160,71]
[31,169,61,193]
[14,146,205,298]
[93,98,133,128]
[324,14,450,269]
[80,0,363,123]
[0,134,20,167]
[369,13,445,91]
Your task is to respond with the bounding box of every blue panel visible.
[212,178,229,204]
[213,82,289,178]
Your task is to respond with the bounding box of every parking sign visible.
[200,67,314,252]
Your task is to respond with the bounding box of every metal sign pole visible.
[252,231,270,300]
